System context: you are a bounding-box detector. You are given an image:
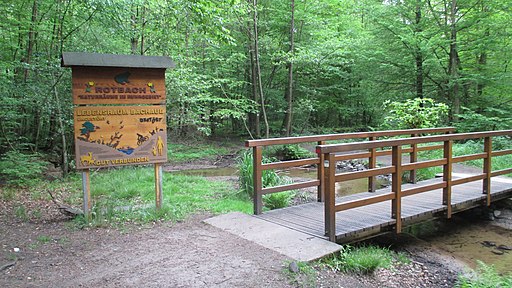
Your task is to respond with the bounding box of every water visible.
[420,217,512,274]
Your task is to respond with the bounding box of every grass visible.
[284,261,318,288]
[419,140,512,175]
[64,166,253,227]
[456,261,512,288]
[168,142,229,163]
[323,245,408,274]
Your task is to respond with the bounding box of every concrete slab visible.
[203,212,341,262]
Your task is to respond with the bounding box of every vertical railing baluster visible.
[368,136,377,192]
[410,133,418,184]
[324,153,336,242]
[253,146,263,215]
[318,141,325,202]
[443,140,453,218]
[483,137,492,206]
[391,145,402,234]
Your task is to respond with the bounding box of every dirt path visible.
[1,215,293,288]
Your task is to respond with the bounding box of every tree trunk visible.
[448,0,460,121]
[415,0,424,102]
[25,0,38,81]
[282,0,295,136]
[252,0,269,138]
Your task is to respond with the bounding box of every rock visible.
[497,245,512,251]
[289,261,299,273]
[493,210,502,218]
[481,241,496,247]
[13,247,20,252]
[492,249,504,255]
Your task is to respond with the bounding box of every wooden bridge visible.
[246,128,512,243]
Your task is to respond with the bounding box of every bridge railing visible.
[245,127,455,215]
[317,130,512,242]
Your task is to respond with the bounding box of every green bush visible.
[264,144,315,161]
[456,261,512,288]
[323,245,397,274]
[237,150,294,209]
[455,107,512,133]
[0,151,48,186]
[382,98,449,129]
[263,191,293,210]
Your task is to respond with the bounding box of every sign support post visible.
[82,169,91,218]
[155,163,163,209]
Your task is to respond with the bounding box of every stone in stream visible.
[497,244,512,251]
[481,241,496,247]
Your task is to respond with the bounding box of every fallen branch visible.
[0,261,16,272]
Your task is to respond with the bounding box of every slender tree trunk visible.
[282,0,295,136]
[415,0,424,102]
[130,6,139,54]
[252,0,269,138]
[448,0,460,121]
[248,41,261,138]
[51,73,68,176]
[25,0,38,81]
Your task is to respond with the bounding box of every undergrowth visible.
[456,261,512,288]
[237,150,294,210]
[323,245,409,274]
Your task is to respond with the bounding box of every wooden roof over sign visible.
[61,52,175,69]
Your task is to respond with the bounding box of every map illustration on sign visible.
[74,105,167,169]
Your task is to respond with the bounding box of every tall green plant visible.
[237,150,293,209]
[382,98,449,129]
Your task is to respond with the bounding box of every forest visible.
[1,0,512,173]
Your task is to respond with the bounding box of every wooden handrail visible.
[249,127,455,215]
[246,127,455,147]
[317,130,512,154]
[320,130,512,242]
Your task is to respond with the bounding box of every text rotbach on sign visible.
[72,67,166,105]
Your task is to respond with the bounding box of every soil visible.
[1,155,511,287]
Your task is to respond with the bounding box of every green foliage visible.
[285,261,317,288]
[237,150,293,209]
[265,144,315,161]
[14,205,28,221]
[0,151,48,187]
[323,245,398,274]
[382,98,449,130]
[456,261,512,288]
[263,191,294,210]
[420,140,512,173]
[455,107,512,133]
[168,143,228,163]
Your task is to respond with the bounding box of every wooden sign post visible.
[62,52,175,216]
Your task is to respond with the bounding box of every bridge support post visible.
[483,137,492,206]
[443,140,452,218]
[410,133,418,184]
[253,146,263,215]
[391,146,402,234]
[368,136,377,192]
[324,153,336,242]
[317,141,325,202]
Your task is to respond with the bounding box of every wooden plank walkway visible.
[256,175,512,243]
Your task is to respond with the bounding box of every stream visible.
[170,167,512,273]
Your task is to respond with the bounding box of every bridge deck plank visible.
[256,176,512,243]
